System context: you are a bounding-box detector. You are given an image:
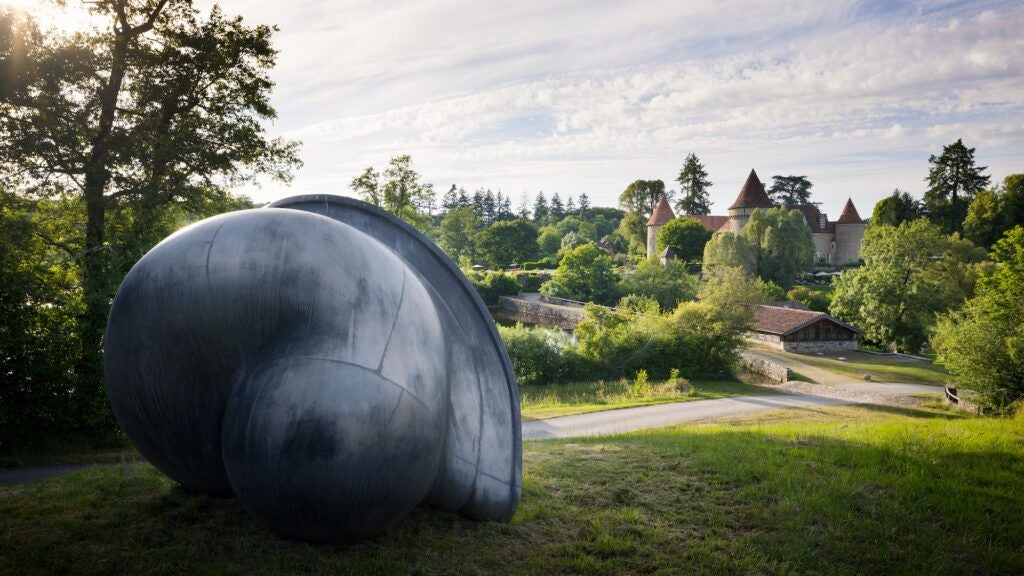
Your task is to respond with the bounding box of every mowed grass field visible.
[2,405,1022,575]
[790,350,950,386]
[519,378,771,420]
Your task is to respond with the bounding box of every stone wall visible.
[497,295,585,329]
[782,339,857,353]
[834,222,866,265]
[738,353,791,383]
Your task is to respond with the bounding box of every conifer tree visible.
[675,153,712,215]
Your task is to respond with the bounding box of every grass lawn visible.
[519,378,771,420]
[3,405,1022,575]
[787,350,949,386]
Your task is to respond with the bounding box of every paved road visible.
[0,464,93,487]
[523,394,849,440]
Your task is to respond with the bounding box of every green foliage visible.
[617,258,698,311]
[756,278,786,301]
[351,155,435,221]
[742,207,815,289]
[787,286,831,312]
[963,174,1024,249]
[511,272,545,293]
[702,232,757,276]
[560,231,587,251]
[541,244,619,304]
[924,138,990,234]
[675,153,712,215]
[496,323,594,386]
[474,219,538,267]
[438,205,481,263]
[520,257,558,271]
[933,226,1024,408]
[0,2,297,447]
[618,179,669,219]
[655,218,712,262]
[536,226,562,257]
[466,271,521,306]
[830,220,985,353]
[616,211,646,254]
[871,188,923,227]
[767,175,813,206]
[629,369,651,397]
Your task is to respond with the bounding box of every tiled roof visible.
[753,304,863,336]
[684,214,729,232]
[766,300,810,310]
[647,197,676,226]
[837,198,863,224]
[792,204,826,233]
[728,169,775,210]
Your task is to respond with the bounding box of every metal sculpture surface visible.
[104,195,521,543]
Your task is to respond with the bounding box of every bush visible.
[787,286,831,312]
[521,257,558,271]
[497,323,597,385]
[512,272,545,293]
[468,271,520,306]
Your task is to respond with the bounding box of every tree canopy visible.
[541,244,618,304]
[352,155,435,223]
[767,175,813,206]
[830,220,986,353]
[656,218,712,262]
[674,153,712,215]
[709,207,814,289]
[619,179,669,219]
[871,189,923,228]
[924,138,990,234]
[933,226,1024,408]
[0,1,298,445]
[474,219,538,267]
[963,174,1024,249]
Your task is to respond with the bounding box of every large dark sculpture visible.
[104,195,521,543]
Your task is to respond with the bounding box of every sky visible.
[20,0,1024,217]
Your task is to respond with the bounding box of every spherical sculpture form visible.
[104,196,521,543]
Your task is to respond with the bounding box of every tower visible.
[726,169,775,233]
[646,197,675,258]
[834,198,866,264]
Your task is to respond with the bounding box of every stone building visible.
[646,169,867,266]
[748,302,863,352]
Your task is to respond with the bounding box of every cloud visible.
[204,0,1024,216]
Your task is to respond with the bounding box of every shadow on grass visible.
[2,412,1022,576]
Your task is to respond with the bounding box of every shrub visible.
[497,323,595,385]
[787,286,831,312]
[468,271,520,306]
[512,272,544,293]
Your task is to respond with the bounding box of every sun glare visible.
[2,0,100,34]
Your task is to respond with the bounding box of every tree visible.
[830,220,968,352]
[540,244,619,304]
[924,138,990,234]
[675,153,712,215]
[382,155,435,217]
[351,167,381,206]
[741,207,814,289]
[618,258,698,310]
[618,179,669,219]
[617,211,647,253]
[474,219,538,267]
[441,184,459,213]
[549,192,565,221]
[963,174,1024,249]
[536,226,562,257]
[767,175,813,206]
[787,286,831,312]
[933,226,1024,408]
[871,188,923,227]
[656,218,712,262]
[0,2,299,438]
[577,193,591,217]
[438,205,480,263]
[560,231,586,251]
[532,191,549,222]
[565,196,576,215]
[702,232,756,276]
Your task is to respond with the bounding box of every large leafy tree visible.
[656,218,712,262]
[830,220,985,352]
[924,138,990,234]
[674,153,712,215]
[540,244,618,304]
[617,257,698,311]
[0,1,299,434]
[352,154,435,221]
[933,226,1024,409]
[618,179,669,219]
[438,205,480,264]
[741,207,814,289]
[767,175,813,206]
[963,174,1024,249]
[702,232,756,277]
[474,219,538,267]
[871,188,923,227]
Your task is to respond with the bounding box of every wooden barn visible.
[748,302,863,353]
